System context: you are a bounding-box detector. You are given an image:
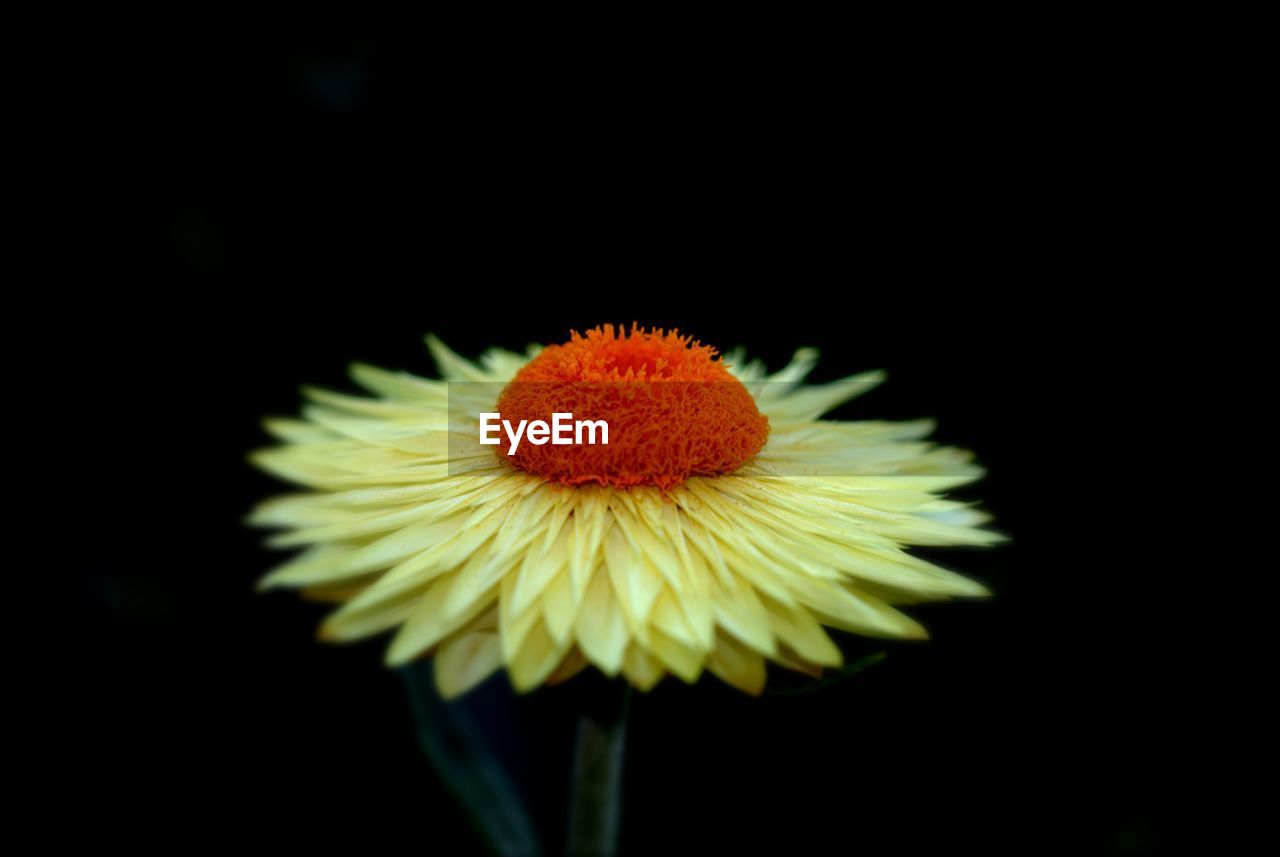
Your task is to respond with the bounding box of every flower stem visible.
[566,683,631,857]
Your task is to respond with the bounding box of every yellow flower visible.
[251,326,999,697]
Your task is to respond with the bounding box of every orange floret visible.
[495,324,769,489]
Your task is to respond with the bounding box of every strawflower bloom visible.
[251,325,999,697]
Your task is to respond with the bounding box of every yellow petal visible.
[574,567,629,676]
[707,633,766,695]
[435,632,502,698]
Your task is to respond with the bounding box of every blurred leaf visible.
[400,663,541,856]
[766,652,887,696]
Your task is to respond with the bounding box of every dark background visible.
[73,31,1212,855]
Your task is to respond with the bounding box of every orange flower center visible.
[495,324,769,489]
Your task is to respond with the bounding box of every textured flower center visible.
[495,324,769,489]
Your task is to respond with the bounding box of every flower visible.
[251,325,999,697]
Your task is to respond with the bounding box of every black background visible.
[73,31,1212,856]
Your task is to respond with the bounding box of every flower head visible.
[251,325,999,697]
[497,324,769,489]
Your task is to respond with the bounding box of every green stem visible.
[566,684,631,857]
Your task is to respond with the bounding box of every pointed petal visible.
[434,632,503,698]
